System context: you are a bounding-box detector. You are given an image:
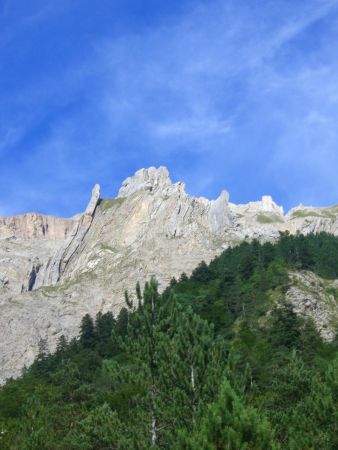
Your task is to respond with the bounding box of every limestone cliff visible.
[1,166,338,383]
[286,271,338,341]
[0,213,76,240]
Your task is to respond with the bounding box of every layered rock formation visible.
[1,166,338,383]
[0,213,76,240]
[286,271,338,341]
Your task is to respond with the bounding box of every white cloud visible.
[151,118,231,139]
[2,0,338,213]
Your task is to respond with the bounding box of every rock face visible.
[118,167,171,198]
[1,166,338,383]
[286,271,338,341]
[0,213,76,240]
[0,215,78,296]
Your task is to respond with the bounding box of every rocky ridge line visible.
[1,166,338,383]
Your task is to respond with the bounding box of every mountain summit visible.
[1,167,338,382]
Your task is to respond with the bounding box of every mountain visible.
[1,166,338,382]
[0,234,337,449]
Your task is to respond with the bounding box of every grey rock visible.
[0,167,338,383]
[208,191,231,233]
[286,271,338,341]
[85,184,101,215]
[118,166,171,198]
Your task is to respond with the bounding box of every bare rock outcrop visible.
[1,166,338,383]
[118,166,171,198]
[0,213,76,240]
[286,271,338,341]
[0,185,100,296]
[208,191,231,233]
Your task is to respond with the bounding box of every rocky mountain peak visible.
[1,168,338,383]
[230,194,284,217]
[118,166,172,198]
[261,195,284,215]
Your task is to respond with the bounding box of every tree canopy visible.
[0,232,337,449]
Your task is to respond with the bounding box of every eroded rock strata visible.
[1,167,338,383]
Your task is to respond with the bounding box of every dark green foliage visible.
[124,289,133,309]
[95,311,115,357]
[62,404,126,450]
[0,232,337,449]
[80,314,95,349]
[263,352,338,449]
[191,260,212,283]
[32,338,50,377]
[276,231,338,278]
[103,279,226,448]
[167,232,338,335]
[268,301,302,349]
[115,307,129,338]
[136,280,142,301]
[177,379,278,450]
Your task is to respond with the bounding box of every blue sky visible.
[1,0,338,216]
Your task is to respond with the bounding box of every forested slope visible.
[0,232,337,449]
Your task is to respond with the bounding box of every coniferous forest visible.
[0,232,337,449]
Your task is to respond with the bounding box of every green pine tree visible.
[176,379,279,450]
[80,314,96,349]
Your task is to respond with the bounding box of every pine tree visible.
[268,301,302,350]
[52,360,82,402]
[32,337,49,377]
[167,307,225,426]
[124,289,133,309]
[263,351,338,449]
[80,314,96,349]
[56,335,68,354]
[177,379,279,450]
[179,272,188,282]
[14,395,54,450]
[136,281,142,302]
[131,278,162,447]
[105,278,165,448]
[169,277,178,288]
[115,307,129,338]
[63,403,129,450]
[95,311,115,356]
[191,261,211,283]
[106,279,226,448]
[54,334,68,367]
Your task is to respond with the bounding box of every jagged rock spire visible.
[118,166,171,198]
[85,184,100,215]
[208,191,231,232]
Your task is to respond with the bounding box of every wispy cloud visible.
[262,0,338,58]
[1,0,338,215]
[151,118,231,139]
